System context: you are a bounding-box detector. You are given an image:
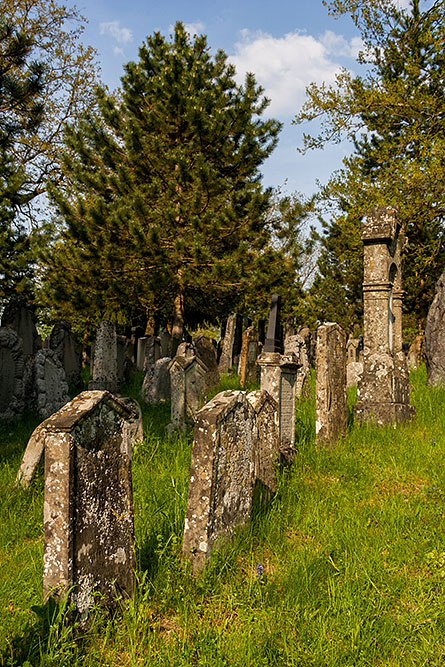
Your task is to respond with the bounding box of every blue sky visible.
[80,0,412,200]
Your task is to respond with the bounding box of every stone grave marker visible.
[424,268,445,386]
[1,299,41,358]
[182,389,278,570]
[42,391,135,615]
[168,355,207,432]
[218,315,236,374]
[193,334,219,390]
[284,334,309,398]
[354,207,415,424]
[25,349,70,419]
[315,322,347,445]
[257,351,300,456]
[263,294,282,353]
[47,321,82,387]
[239,326,258,387]
[89,321,119,394]
[140,357,171,404]
[0,327,25,420]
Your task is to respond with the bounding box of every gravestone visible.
[140,356,171,404]
[424,268,445,386]
[263,294,282,353]
[347,361,363,388]
[193,334,220,390]
[160,328,173,358]
[354,207,415,424]
[298,326,316,368]
[407,333,424,371]
[1,299,41,358]
[89,321,119,394]
[239,326,258,387]
[143,336,161,375]
[257,351,300,456]
[47,321,82,387]
[284,334,309,398]
[25,349,70,419]
[316,323,347,445]
[0,327,25,420]
[218,315,236,374]
[136,337,148,371]
[347,337,363,364]
[232,313,243,367]
[182,389,278,570]
[42,391,135,615]
[168,355,207,432]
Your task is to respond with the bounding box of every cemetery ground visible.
[0,368,443,666]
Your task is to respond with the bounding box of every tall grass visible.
[0,366,443,665]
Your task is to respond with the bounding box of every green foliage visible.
[41,23,301,331]
[298,0,445,329]
[0,367,444,665]
[0,20,44,305]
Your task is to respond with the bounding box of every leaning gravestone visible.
[89,321,119,394]
[24,349,70,419]
[315,323,347,445]
[0,327,25,420]
[424,268,445,386]
[140,356,171,404]
[182,389,279,570]
[193,334,220,390]
[47,321,82,387]
[41,391,135,615]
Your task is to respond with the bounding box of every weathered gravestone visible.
[316,323,347,445]
[24,349,70,419]
[193,334,220,390]
[263,294,282,353]
[0,327,25,420]
[41,391,136,615]
[47,321,82,387]
[1,299,41,358]
[407,333,424,371]
[140,357,171,405]
[354,207,415,424]
[218,315,236,374]
[89,321,119,394]
[143,336,161,374]
[424,268,445,386]
[239,326,258,387]
[257,351,300,456]
[347,337,363,364]
[182,389,278,570]
[347,361,363,389]
[284,334,310,398]
[168,354,207,432]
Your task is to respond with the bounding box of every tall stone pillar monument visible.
[354,206,415,425]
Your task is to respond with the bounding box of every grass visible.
[0,365,443,665]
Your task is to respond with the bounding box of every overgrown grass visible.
[0,366,443,665]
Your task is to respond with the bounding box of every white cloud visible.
[113,46,124,56]
[100,21,133,44]
[183,21,205,37]
[230,29,359,117]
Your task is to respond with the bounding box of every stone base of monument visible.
[354,351,415,425]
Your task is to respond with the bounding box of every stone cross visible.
[42,391,137,615]
[354,206,415,424]
[315,322,347,445]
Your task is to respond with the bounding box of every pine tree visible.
[296,0,445,331]
[0,20,44,305]
[43,23,283,333]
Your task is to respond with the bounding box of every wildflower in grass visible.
[256,563,264,581]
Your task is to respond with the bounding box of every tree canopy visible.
[296,0,445,332]
[42,23,309,336]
